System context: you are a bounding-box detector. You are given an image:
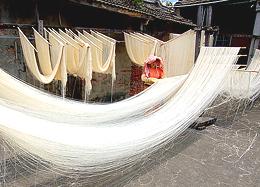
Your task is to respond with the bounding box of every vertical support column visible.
[248,1,260,64]
[140,20,149,33]
[140,22,144,32]
[58,0,63,26]
[197,5,204,27]
[205,6,213,46]
[175,8,181,16]
[35,0,43,35]
[195,5,204,60]
[35,0,45,91]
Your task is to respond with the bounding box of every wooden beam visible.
[248,1,260,64]
[205,5,213,46]
[195,5,204,60]
[253,1,260,36]
[205,6,212,27]
[197,5,204,27]
[35,0,43,35]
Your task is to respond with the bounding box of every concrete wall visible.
[0,29,133,102]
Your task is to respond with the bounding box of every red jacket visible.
[144,55,164,79]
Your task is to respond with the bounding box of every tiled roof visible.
[175,0,228,6]
[175,0,255,7]
[69,0,195,26]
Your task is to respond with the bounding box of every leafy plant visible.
[165,2,173,6]
[132,0,143,5]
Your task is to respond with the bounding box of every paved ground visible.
[122,102,260,187]
[0,101,259,187]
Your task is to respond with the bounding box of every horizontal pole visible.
[235,69,259,73]
[0,23,36,29]
[0,35,34,40]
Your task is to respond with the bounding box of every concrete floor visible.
[123,104,260,187]
[0,101,259,187]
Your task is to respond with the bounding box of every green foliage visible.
[132,0,143,5]
[165,2,173,6]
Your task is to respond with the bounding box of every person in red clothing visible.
[141,55,164,85]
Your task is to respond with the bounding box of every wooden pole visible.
[195,5,204,60]
[248,1,260,65]
[35,0,43,35]
[205,5,212,46]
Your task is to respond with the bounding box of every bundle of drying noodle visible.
[0,68,187,123]
[124,30,196,77]
[61,29,116,93]
[18,28,65,87]
[223,49,260,101]
[19,28,117,99]
[87,30,116,82]
[156,30,196,77]
[58,29,92,98]
[124,32,158,66]
[47,30,67,92]
[0,47,240,175]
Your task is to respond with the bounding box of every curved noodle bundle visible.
[0,47,240,175]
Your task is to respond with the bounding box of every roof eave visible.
[174,0,257,7]
[174,0,230,7]
[68,0,195,26]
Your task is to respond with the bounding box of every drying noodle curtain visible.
[47,31,67,88]
[124,30,196,77]
[224,70,251,99]
[59,29,82,74]
[19,28,64,85]
[124,33,157,66]
[90,30,116,81]
[66,29,93,96]
[135,33,164,54]
[0,47,240,174]
[19,28,119,98]
[34,28,53,75]
[156,30,196,77]
[58,29,93,96]
[223,49,260,100]
[247,49,260,71]
[82,31,104,73]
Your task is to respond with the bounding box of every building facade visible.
[0,0,194,101]
[174,0,260,64]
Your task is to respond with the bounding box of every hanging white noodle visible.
[66,29,93,97]
[223,49,260,101]
[90,30,116,82]
[0,47,240,174]
[156,30,196,77]
[47,30,68,96]
[124,30,196,77]
[124,32,157,66]
[0,68,187,123]
[58,29,92,97]
[18,28,64,85]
